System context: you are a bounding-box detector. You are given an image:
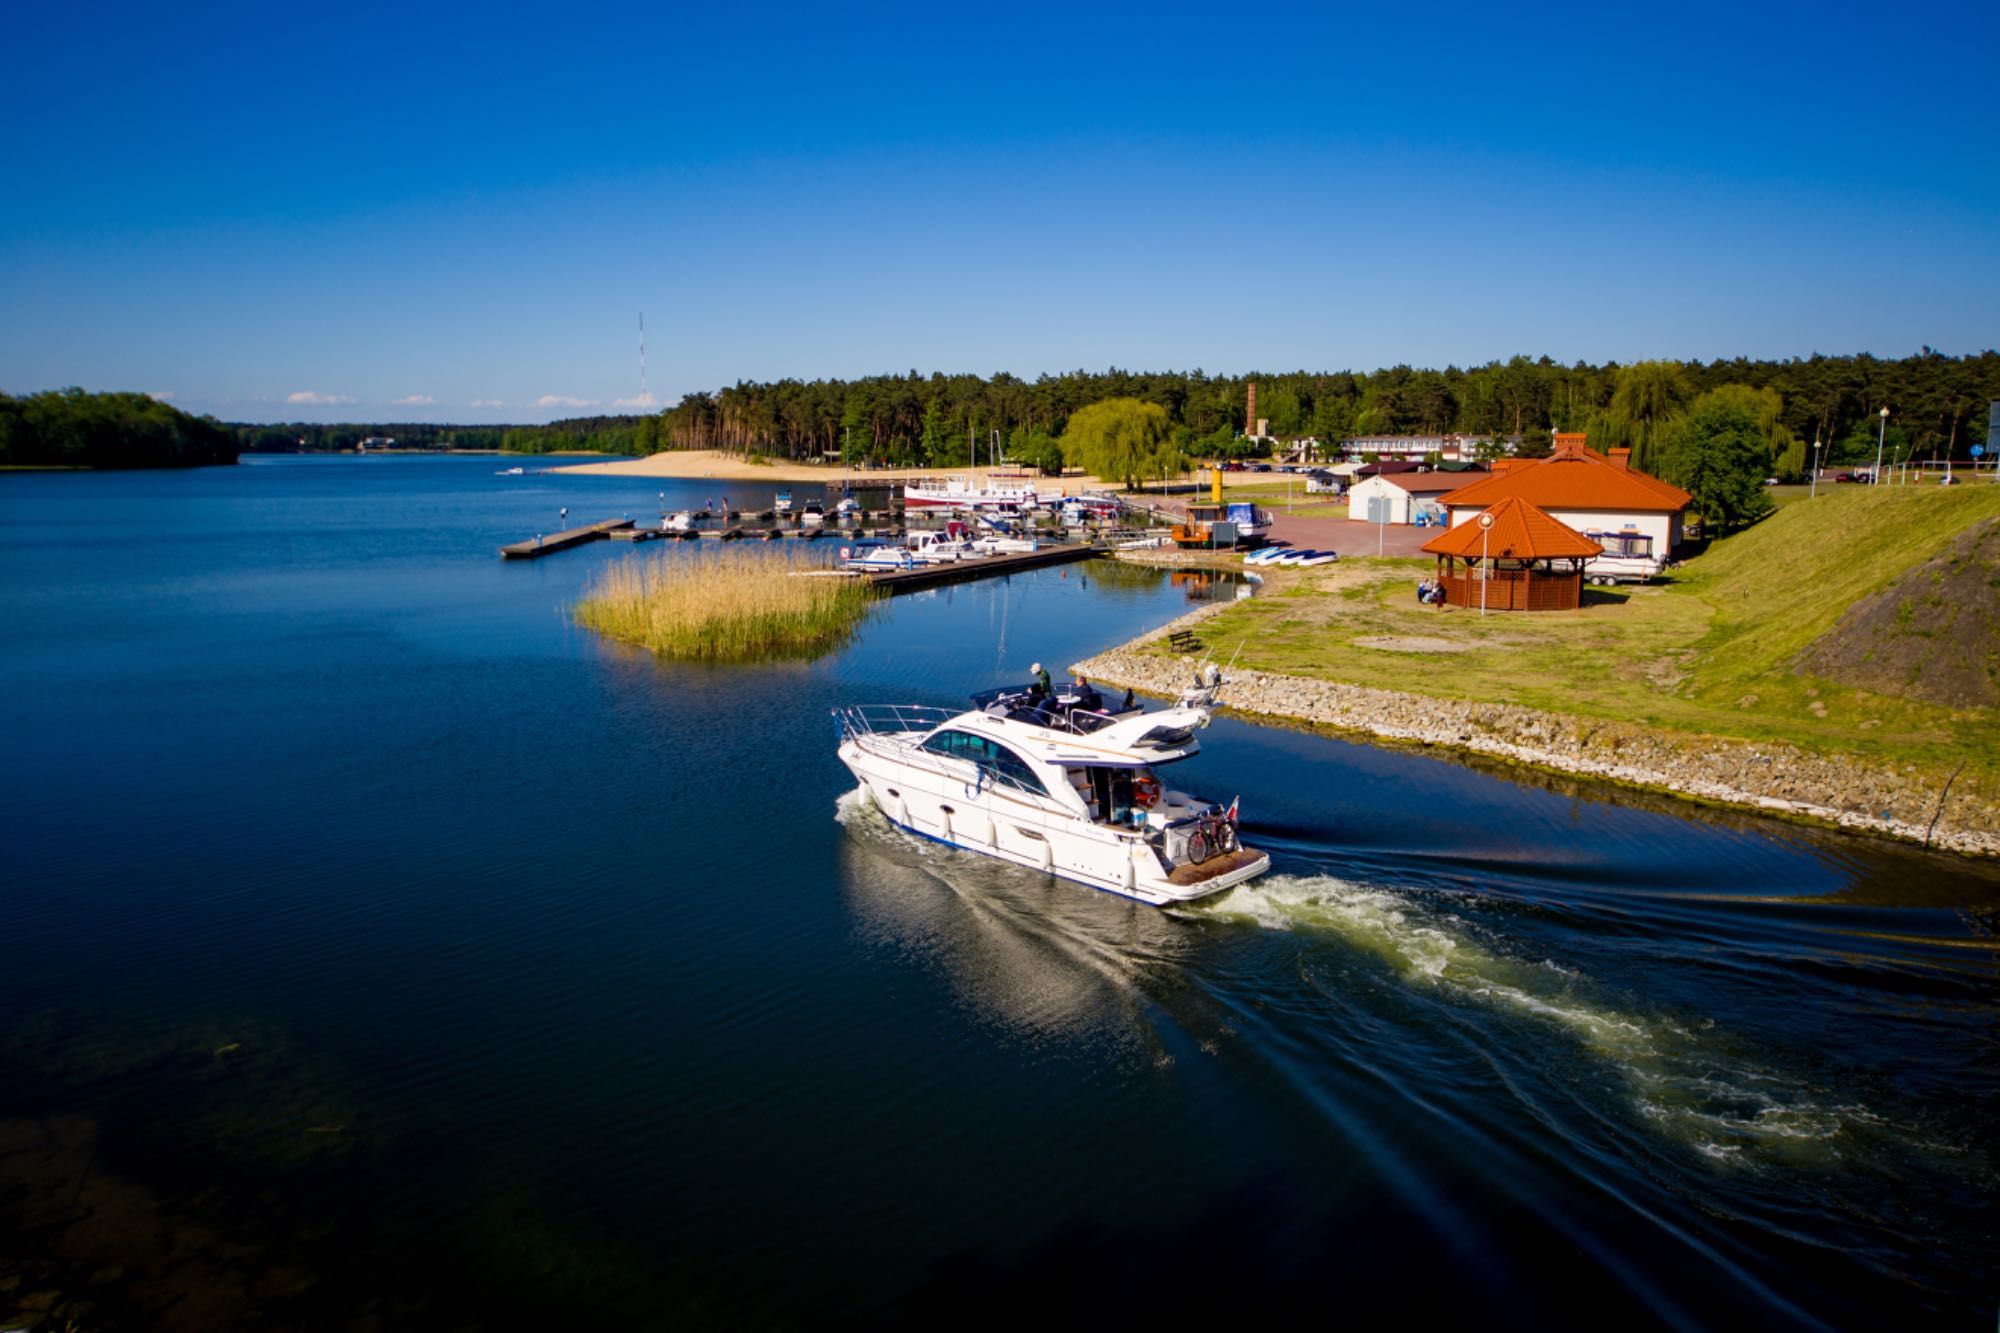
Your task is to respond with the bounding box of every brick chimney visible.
[1608,448,1630,470]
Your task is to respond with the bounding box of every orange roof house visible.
[1444,441,1690,513]
[1441,438,1693,568]
[1420,496,1604,611]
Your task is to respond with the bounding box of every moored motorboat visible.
[834,665,1270,905]
[904,472,1049,511]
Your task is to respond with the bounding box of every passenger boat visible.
[834,666,1270,905]
[903,472,1049,511]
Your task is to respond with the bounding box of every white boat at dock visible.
[903,472,1050,512]
[840,539,919,572]
[661,510,696,532]
[834,666,1269,905]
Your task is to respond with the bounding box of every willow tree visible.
[1060,397,1183,489]
[1594,360,1695,474]
[1661,386,1779,533]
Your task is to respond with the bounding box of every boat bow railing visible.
[833,703,960,744]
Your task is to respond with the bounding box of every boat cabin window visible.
[919,729,1049,796]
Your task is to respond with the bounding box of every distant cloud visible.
[536,394,597,408]
[286,390,355,406]
[394,394,436,406]
[147,390,176,401]
[613,392,658,409]
[470,398,505,408]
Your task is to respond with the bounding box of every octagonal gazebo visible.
[1419,495,1604,611]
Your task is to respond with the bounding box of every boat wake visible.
[1185,874,1937,1169]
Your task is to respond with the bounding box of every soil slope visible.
[1798,517,2000,707]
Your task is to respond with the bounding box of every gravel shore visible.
[1074,594,1998,858]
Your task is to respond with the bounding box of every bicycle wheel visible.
[1186,831,1212,865]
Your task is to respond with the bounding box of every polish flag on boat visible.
[1226,796,1240,823]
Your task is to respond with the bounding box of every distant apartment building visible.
[1343,434,1513,462]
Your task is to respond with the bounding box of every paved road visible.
[1147,493,1438,558]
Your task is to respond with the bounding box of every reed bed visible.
[574,544,878,661]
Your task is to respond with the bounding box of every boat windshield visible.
[969,684,1117,733]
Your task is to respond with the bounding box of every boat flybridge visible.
[834,666,1269,906]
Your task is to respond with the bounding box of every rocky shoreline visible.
[1074,599,1998,858]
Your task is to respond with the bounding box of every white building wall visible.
[1348,476,1413,524]
[1447,505,1676,554]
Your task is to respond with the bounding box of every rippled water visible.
[1,456,1994,1329]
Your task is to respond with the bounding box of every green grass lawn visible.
[1162,485,2000,790]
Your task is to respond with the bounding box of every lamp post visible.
[1478,511,1494,617]
[1873,406,1889,484]
[1809,439,1822,498]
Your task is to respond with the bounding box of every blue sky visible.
[4,0,1995,423]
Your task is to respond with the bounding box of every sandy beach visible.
[553,450,1100,486]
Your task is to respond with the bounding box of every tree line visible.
[641,351,1998,471]
[229,416,652,455]
[0,389,240,468]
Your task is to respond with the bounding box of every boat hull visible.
[837,744,1267,906]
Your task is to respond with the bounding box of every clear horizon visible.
[5,0,1995,425]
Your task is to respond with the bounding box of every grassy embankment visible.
[575,545,878,661]
[1159,484,2000,786]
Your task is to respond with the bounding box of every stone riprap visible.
[1074,598,1998,858]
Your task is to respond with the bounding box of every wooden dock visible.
[499,517,633,558]
[867,543,1097,593]
[501,519,1101,594]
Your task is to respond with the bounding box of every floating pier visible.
[502,518,1102,590]
[500,517,634,558]
[866,544,1097,592]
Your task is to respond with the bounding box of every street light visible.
[1873,406,1889,485]
[1478,511,1494,617]
[1809,438,1822,499]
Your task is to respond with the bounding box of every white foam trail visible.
[1194,874,1880,1165]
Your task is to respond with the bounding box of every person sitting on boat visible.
[1070,672,1104,714]
[1029,662,1051,700]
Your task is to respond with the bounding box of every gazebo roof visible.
[1421,496,1605,560]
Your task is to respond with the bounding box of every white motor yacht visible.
[801,499,826,526]
[906,528,981,563]
[841,540,918,572]
[834,666,1269,906]
[774,491,794,516]
[662,510,696,532]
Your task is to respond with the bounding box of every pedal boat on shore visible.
[834,667,1269,906]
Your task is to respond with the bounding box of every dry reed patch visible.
[574,545,878,661]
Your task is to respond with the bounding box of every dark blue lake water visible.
[1,456,1994,1330]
